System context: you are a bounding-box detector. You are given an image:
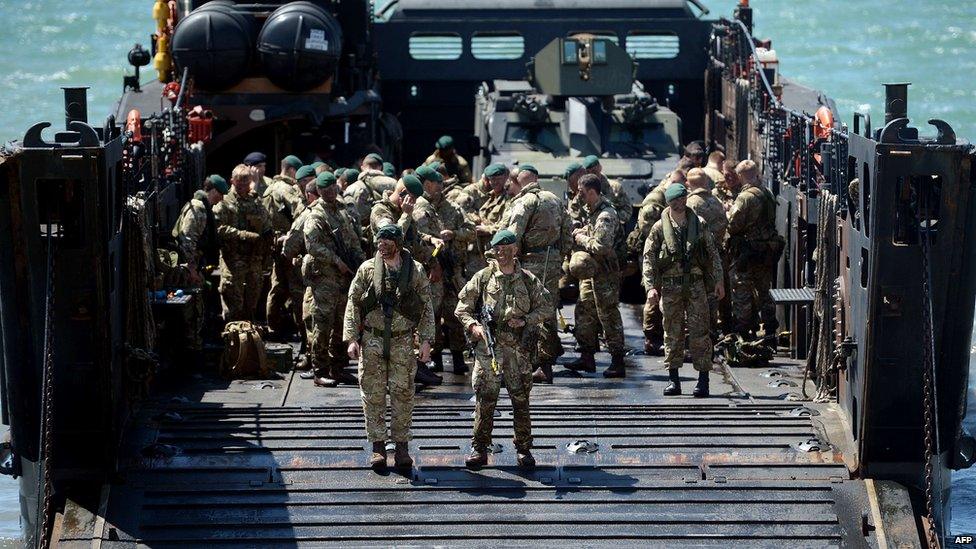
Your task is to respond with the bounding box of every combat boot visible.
[369,441,387,471]
[663,368,682,396]
[465,448,488,469]
[394,442,413,470]
[532,362,553,384]
[565,351,596,373]
[415,361,443,386]
[313,367,339,388]
[517,450,536,469]
[643,330,664,356]
[430,351,444,372]
[693,370,710,398]
[603,353,626,378]
[330,363,359,385]
[451,350,469,375]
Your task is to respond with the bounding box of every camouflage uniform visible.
[263,175,307,334]
[344,170,397,228]
[455,261,549,453]
[370,191,430,260]
[456,183,508,276]
[643,208,723,372]
[703,166,724,189]
[573,197,625,355]
[629,183,668,342]
[343,253,435,442]
[214,187,272,322]
[303,199,364,373]
[425,151,472,185]
[687,187,729,334]
[171,190,216,350]
[726,182,781,335]
[413,193,475,355]
[595,174,633,226]
[501,182,571,366]
[283,200,319,345]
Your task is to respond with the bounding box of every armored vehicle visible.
[0,1,973,547]
[473,35,682,207]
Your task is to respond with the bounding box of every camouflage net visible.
[716,333,775,368]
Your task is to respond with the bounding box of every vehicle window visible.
[409,33,463,60]
[626,32,680,59]
[471,32,524,60]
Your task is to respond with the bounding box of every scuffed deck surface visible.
[89,304,879,547]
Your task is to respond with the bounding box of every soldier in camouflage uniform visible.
[703,151,726,189]
[244,151,273,195]
[644,183,724,397]
[264,155,307,338]
[500,165,571,384]
[727,160,782,337]
[455,229,548,469]
[283,179,320,370]
[214,164,273,322]
[345,154,397,229]
[370,175,444,386]
[343,224,435,471]
[687,168,729,336]
[628,178,669,355]
[454,163,510,276]
[303,172,364,387]
[425,135,472,185]
[566,174,627,378]
[581,155,633,226]
[412,165,476,374]
[171,174,228,354]
[714,159,741,211]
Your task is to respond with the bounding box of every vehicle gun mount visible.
[528,35,636,97]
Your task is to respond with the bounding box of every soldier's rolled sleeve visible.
[177,208,204,262]
[523,275,551,327]
[579,211,616,257]
[454,276,481,330]
[342,265,369,341]
[643,224,663,289]
[704,229,723,282]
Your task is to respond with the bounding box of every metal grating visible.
[625,32,680,59]
[96,403,875,547]
[408,33,463,60]
[771,287,816,304]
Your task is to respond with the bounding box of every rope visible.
[803,191,838,401]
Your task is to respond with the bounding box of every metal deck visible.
[73,305,888,547]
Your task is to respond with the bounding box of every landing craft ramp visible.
[59,306,915,547]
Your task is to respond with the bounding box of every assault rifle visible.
[332,226,363,271]
[479,303,500,375]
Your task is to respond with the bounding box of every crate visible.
[265,343,294,373]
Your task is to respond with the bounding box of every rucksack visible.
[219,321,274,379]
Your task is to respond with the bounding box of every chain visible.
[918,204,941,549]
[30,219,58,548]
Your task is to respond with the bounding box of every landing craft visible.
[0,0,973,547]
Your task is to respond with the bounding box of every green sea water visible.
[0,0,974,544]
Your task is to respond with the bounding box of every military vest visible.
[360,251,423,326]
[657,209,712,285]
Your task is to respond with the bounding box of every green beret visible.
[665,182,688,202]
[315,171,337,189]
[415,165,443,183]
[402,174,424,197]
[310,161,325,169]
[283,155,303,169]
[490,229,517,247]
[207,174,229,194]
[484,163,507,178]
[383,162,396,177]
[343,168,360,182]
[295,165,316,180]
[366,152,384,163]
[375,224,403,242]
[334,168,346,178]
[518,164,539,175]
[435,135,454,150]
[426,161,441,172]
[581,155,600,169]
[563,162,583,179]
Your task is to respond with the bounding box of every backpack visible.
[219,321,274,379]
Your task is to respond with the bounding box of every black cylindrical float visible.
[257,1,343,92]
[171,1,255,90]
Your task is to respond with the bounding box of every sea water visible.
[0,0,974,544]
